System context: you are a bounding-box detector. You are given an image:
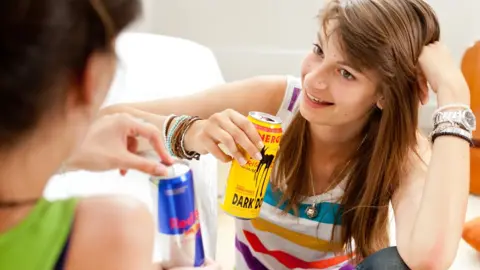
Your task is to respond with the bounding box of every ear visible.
[376,96,385,110]
[76,52,116,108]
[417,70,429,105]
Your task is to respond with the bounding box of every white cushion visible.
[104,32,225,105]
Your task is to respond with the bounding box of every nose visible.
[307,63,329,91]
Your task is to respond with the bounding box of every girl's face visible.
[299,29,381,129]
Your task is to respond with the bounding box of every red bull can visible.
[149,161,205,268]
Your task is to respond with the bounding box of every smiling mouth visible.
[306,92,334,105]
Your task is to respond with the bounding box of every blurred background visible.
[130,0,479,81]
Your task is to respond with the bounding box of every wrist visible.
[437,86,470,107]
[183,120,203,153]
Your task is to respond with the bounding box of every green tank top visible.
[0,197,78,270]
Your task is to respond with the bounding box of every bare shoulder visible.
[64,195,155,270]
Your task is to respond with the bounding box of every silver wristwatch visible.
[433,109,476,132]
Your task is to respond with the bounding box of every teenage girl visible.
[105,0,473,269]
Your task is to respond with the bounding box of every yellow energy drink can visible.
[221,111,283,219]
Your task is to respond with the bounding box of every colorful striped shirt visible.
[234,76,351,269]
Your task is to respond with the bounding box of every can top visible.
[149,160,190,183]
[249,111,282,125]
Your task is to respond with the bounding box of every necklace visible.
[305,177,319,218]
[304,135,367,219]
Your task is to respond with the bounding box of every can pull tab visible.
[260,116,275,122]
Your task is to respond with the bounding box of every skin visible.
[103,33,471,270]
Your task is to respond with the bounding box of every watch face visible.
[463,110,476,130]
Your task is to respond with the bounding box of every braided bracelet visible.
[430,126,473,146]
[180,116,201,160]
[164,115,201,160]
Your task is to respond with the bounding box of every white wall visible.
[137,0,479,82]
[140,0,323,81]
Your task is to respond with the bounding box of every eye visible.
[339,69,355,80]
[312,43,324,57]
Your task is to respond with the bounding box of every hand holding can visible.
[183,109,265,165]
[221,112,282,220]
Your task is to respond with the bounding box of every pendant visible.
[305,204,318,219]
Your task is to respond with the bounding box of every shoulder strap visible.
[276,75,302,129]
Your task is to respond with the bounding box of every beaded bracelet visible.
[162,114,176,153]
[165,115,189,157]
[164,115,201,160]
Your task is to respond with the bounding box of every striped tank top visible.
[234,76,351,269]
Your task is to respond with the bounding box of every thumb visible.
[118,152,168,176]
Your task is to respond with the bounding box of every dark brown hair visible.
[272,0,440,260]
[0,0,140,148]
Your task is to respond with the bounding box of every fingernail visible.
[257,141,264,149]
[238,157,247,166]
[254,153,262,160]
[154,165,166,175]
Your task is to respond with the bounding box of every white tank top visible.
[234,76,351,270]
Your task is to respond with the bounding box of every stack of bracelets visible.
[429,103,477,146]
[163,114,202,160]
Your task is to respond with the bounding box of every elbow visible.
[400,245,456,270]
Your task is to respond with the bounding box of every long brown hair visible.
[272,0,440,260]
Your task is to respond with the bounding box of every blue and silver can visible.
[150,160,205,268]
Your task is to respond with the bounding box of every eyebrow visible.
[317,32,362,73]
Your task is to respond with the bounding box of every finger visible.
[219,119,262,161]
[209,128,246,165]
[117,153,168,175]
[204,140,232,163]
[228,111,264,150]
[124,117,175,165]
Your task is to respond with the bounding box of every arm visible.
[101,75,287,120]
[64,195,160,270]
[394,125,469,270]
[393,44,471,270]
[100,75,287,154]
